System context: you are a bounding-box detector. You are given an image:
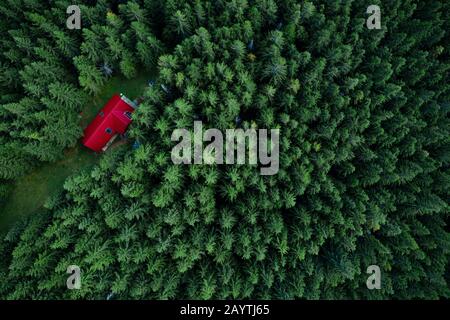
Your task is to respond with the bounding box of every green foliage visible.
[0,0,449,300]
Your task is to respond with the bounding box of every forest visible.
[0,0,449,299]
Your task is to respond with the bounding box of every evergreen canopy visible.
[0,0,449,299]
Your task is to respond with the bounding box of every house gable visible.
[82,94,136,152]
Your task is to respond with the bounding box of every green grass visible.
[0,70,155,232]
[0,146,96,231]
[80,71,155,127]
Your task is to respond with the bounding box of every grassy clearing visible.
[0,70,155,231]
[81,71,154,127]
[0,146,96,231]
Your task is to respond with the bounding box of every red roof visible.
[83,94,136,152]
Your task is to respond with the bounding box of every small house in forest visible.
[82,94,137,152]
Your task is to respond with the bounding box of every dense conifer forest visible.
[0,0,449,299]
